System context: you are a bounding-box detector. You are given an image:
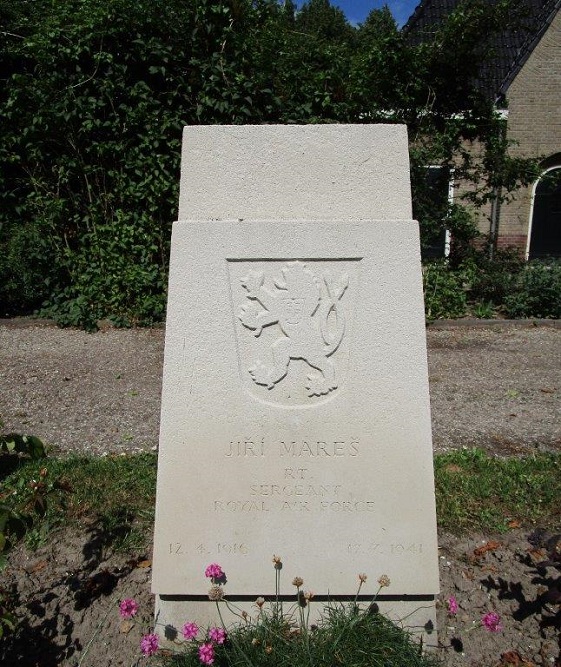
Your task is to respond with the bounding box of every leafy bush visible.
[423,253,561,321]
[0,434,46,462]
[0,217,58,317]
[1,434,49,567]
[504,260,561,319]
[466,246,525,306]
[423,260,468,320]
[1,0,278,327]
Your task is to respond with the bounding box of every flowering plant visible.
[443,594,503,655]
[446,595,502,633]
[204,563,224,582]
[125,560,436,666]
[481,611,502,633]
[140,632,160,657]
[182,621,199,641]
[119,598,139,620]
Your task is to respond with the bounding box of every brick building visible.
[405,0,561,258]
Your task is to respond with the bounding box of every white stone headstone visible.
[152,125,439,643]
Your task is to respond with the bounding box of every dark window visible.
[529,168,561,259]
[418,166,451,260]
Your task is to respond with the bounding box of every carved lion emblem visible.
[237,261,348,397]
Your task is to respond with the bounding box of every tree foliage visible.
[0,0,541,327]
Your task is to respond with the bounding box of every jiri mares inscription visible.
[224,437,359,457]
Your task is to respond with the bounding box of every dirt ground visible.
[1,319,560,666]
[2,526,561,667]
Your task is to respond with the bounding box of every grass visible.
[0,452,157,553]
[434,448,561,533]
[1,448,560,554]
[167,606,439,667]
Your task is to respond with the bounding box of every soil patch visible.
[1,527,560,666]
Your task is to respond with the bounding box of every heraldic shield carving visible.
[228,259,360,406]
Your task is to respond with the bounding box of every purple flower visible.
[447,596,458,615]
[208,626,227,644]
[481,611,502,632]
[199,642,215,665]
[182,621,199,640]
[204,563,224,580]
[140,633,159,656]
[119,598,139,619]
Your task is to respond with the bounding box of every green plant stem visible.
[215,600,227,631]
[274,565,282,618]
[352,579,364,608]
[296,586,305,631]
[368,585,383,613]
[224,599,253,624]
[215,601,256,667]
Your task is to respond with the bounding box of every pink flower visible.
[119,598,139,619]
[481,611,502,632]
[208,626,227,644]
[204,563,224,580]
[182,621,199,640]
[140,633,159,656]
[447,596,458,615]
[199,642,215,665]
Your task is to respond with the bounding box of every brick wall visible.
[498,7,561,254]
[496,234,527,251]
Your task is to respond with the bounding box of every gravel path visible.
[1,318,560,456]
[427,321,561,454]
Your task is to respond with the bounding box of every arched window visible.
[527,163,561,259]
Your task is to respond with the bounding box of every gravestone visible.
[152,125,440,644]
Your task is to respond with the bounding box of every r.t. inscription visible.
[284,467,308,479]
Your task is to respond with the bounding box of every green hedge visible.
[423,256,561,321]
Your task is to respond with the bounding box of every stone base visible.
[154,595,438,650]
